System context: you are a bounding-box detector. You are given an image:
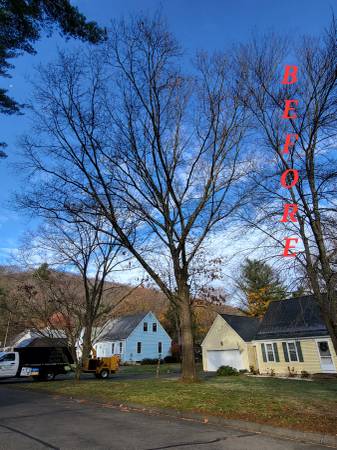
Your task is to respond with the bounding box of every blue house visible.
[92,311,172,363]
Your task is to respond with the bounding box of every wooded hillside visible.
[0,266,241,347]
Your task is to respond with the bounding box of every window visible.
[119,342,123,354]
[158,342,162,354]
[143,322,148,332]
[266,343,275,362]
[111,343,115,354]
[0,353,15,362]
[261,343,279,362]
[137,342,142,354]
[282,341,303,362]
[287,342,299,362]
[152,323,157,332]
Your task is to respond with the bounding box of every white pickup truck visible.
[0,346,73,381]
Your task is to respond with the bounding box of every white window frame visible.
[286,341,299,362]
[263,342,276,362]
[119,342,123,354]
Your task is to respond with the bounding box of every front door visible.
[317,340,336,372]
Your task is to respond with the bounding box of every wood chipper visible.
[81,350,120,379]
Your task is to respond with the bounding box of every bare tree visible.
[2,265,84,375]
[235,18,337,352]
[18,15,250,381]
[19,216,136,365]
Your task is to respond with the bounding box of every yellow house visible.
[202,295,337,376]
[253,296,337,376]
[201,314,260,372]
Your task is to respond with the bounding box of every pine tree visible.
[237,259,286,317]
[0,0,106,154]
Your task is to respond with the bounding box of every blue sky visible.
[0,0,335,264]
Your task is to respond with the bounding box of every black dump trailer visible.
[15,340,74,381]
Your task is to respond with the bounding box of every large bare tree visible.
[235,19,337,353]
[18,15,250,381]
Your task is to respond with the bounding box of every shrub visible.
[216,365,239,376]
[301,370,310,378]
[249,365,259,375]
[163,355,180,363]
[287,366,296,378]
[140,358,162,365]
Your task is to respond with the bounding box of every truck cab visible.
[0,352,19,378]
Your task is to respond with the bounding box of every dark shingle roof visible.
[221,314,261,341]
[97,312,148,341]
[15,337,68,348]
[254,295,328,340]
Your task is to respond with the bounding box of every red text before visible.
[280,65,300,257]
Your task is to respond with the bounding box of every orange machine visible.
[81,351,120,379]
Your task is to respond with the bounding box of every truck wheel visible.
[37,371,55,381]
[99,369,109,379]
[45,371,55,381]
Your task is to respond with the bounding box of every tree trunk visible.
[81,323,93,368]
[325,315,337,357]
[178,291,197,382]
[304,254,337,358]
[321,292,337,357]
[68,346,81,381]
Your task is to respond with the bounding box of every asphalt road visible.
[0,386,331,450]
[0,366,182,385]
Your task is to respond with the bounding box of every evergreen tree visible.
[0,0,105,154]
[237,258,286,317]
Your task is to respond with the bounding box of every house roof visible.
[5,331,27,348]
[6,329,66,349]
[254,295,328,340]
[15,337,68,348]
[221,314,261,342]
[97,312,148,342]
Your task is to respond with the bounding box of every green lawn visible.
[14,373,337,434]
[119,363,181,375]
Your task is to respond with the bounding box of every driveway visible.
[0,386,331,450]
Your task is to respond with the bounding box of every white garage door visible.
[206,350,244,371]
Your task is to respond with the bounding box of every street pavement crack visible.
[0,423,59,449]
[145,432,258,449]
